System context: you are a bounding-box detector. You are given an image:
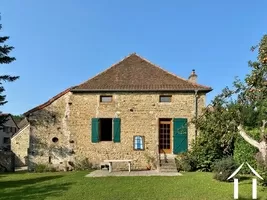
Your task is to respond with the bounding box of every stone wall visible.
[11,125,30,167]
[0,151,15,172]
[27,91,206,171]
[27,92,75,171]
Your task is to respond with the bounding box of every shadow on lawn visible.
[0,175,72,200]
[0,175,64,189]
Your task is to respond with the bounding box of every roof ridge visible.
[134,53,211,89]
[76,53,135,88]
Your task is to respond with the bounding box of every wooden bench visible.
[103,160,132,173]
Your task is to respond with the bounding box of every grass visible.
[0,171,266,200]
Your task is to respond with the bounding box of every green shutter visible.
[91,118,99,143]
[113,118,121,143]
[173,118,188,154]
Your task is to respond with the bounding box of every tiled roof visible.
[24,54,212,115]
[72,53,212,92]
[0,113,19,130]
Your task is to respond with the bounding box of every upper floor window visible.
[159,95,172,103]
[100,95,112,103]
[3,127,11,133]
[3,127,17,133]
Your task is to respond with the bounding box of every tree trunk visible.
[237,125,267,163]
[259,141,267,163]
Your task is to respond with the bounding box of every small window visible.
[100,95,112,102]
[100,118,113,141]
[159,95,172,102]
[3,137,10,144]
[133,136,145,150]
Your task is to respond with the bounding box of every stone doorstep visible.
[161,164,176,167]
[160,159,176,165]
[160,159,176,164]
[159,154,177,160]
[159,157,177,173]
[160,166,177,170]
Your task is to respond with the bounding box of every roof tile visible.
[73,54,212,92]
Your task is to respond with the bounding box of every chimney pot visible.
[188,69,198,83]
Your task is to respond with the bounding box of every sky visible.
[1,1,267,115]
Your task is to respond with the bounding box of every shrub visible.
[190,141,224,172]
[256,154,267,187]
[213,157,237,182]
[73,158,92,171]
[34,164,56,173]
[233,129,260,174]
[175,152,197,172]
[34,164,47,172]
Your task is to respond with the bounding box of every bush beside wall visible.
[233,129,260,174]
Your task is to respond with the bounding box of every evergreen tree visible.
[0,15,19,125]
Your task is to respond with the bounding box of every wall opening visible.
[100,118,112,141]
[52,137,59,143]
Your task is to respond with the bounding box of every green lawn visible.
[0,171,266,200]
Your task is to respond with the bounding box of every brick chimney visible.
[188,69,197,83]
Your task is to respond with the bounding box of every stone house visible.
[24,53,212,171]
[11,118,30,167]
[0,113,19,151]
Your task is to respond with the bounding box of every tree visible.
[11,114,24,124]
[195,35,267,167]
[235,35,267,163]
[0,14,19,124]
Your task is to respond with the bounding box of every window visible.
[159,95,172,102]
[91,118,121,143]
[133,136,145,150]
[100,95,112,102]
[100,118,113,141]
[3,127,10,133]
[3,137,10,144]
[3,127,17,133]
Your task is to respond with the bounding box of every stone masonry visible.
[27,91,206,171]
[11,125,30,167]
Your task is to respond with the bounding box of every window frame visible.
[100,95,113,103]
[133,136,145,151]
[159,95,172,103]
